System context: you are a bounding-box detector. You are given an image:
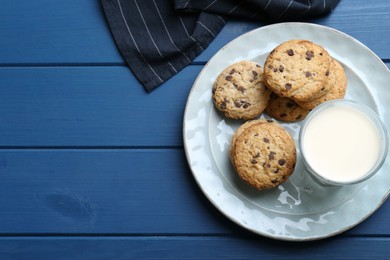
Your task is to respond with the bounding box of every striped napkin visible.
[101,0,340,92]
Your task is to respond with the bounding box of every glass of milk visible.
[299,99,388,185]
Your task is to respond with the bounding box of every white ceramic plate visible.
[183,22,390,241]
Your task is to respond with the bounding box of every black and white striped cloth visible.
[101,0,340,92]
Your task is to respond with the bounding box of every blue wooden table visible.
[0,0,389,258]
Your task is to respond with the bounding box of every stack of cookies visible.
[229,119,296,190]
[211,39,347,190]
[212,40,347,123]
[264,39,347,121]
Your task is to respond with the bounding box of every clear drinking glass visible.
[299,99,388,186]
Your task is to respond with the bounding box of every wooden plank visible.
[0,149,226,234]
[0,149,389,236]
[0,236,389,259]
[0,0,122,64]
[0,63,389,147]
[0,0,389,65]
[0,66,199,146]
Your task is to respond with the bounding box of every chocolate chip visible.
[273,68,278,72]
[256,64,261,68]
[325,70,330,76]
[267,163,271,168]
[242,102,250,109]
[306,51,314,60]
[286,102,294,108]
[278,159,286,166]
[254,152,260,158]
[287,49,294,56]
[251,159,257,164]
[268,65,273,69]
[319,52,323,56]
[279,65,284,72]
[237,86,245,93]
[225,75,232,81]
[263,138,270,143]
[285,83,292,90]
[269,151,276,160]
[271,179,278,184]
[274,169,280,174]
[220,101,227,109]
[229,69,236,75]
[235,99,250,108]
[267,119,273,123]
[252,71,258,77]
[305,71,312,77]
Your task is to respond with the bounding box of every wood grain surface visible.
[0,0,389,258]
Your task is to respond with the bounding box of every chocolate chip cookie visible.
[229,119,269,163]
[212,61,271,120]
[297,60,347,110]
[264,40,333,102]
[231,120,296,190]
[265,93,310,122]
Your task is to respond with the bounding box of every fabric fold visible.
[101,0,340,92]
